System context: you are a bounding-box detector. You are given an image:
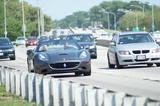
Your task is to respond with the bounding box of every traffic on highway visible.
[1,0,160,105]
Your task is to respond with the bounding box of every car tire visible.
[156,63,160,67]
[107,54,115,68]
[147,63,153,67]
[10,56,16,60]
[84,71,91,76]
[75,72,81,76]
[116,54,123,69]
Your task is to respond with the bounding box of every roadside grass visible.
[0,85,40,106]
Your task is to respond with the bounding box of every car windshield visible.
[67,35,93,42]
[17,38,25,40]
[27,37,37,40]
[118,34,154,44]
[38,40,80,52]
[0,39,10,46]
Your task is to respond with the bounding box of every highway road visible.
[0,45,160,101]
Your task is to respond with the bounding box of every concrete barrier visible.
[5,69,11,92]
[61,80,73,106]
[75,86,85,106]
[71,82,81,104]
[104,92,115,106]
[15,70,21,96]
[88,89,98,106]
[0,66,2,85]
[97,89,108,106]
[123,97,136,106]
[35,74,44,105]
[135,97,148,106]
[115,92,126,106]
[28,73,36,102]
[10,68,16,94]
[20,72,28,100]
[147,102,160,106]
[84,86,94,105]
[51,79,62,106]
[1,66,6,85]
[43,76,52,106]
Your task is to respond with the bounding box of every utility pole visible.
[4,0,7,38]
[107,13,110,30]
[22,0,26,38]
[37,0,41,37]
[40,9,44,35]
[152,4,155,32]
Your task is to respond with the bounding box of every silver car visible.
[107,32,160,68]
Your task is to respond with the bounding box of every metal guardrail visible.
[0,66,160,106]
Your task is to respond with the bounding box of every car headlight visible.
[118,50,131,55]
[89,45,96,49]
[79,51,87,59]
[38,54,48,61]
[152,48,160,53]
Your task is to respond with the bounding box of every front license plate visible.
[136,55,146,60]
[0,53,3,56]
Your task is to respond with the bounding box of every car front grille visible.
[50,62,80,69]
[132,50,150,54]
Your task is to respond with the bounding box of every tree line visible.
[0,0,53,40]
[53,1,160,32]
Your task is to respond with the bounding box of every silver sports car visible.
[107,32,160,68]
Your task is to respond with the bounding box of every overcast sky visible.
[24,0,160,20]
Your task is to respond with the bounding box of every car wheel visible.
[156,63,160,67]
[107,54,115,68]
[75,72,81,76]
[147,63,153,67]
[84,71,91,76]
[116,54,123,69]
[10,56,16,60]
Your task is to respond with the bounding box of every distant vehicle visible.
[107,32,160,68]
[49,35,58,40]
[26,37,38,47]
[0,37,15,60]
[27,40,91,76]
[66,34,97,59]
[38,36,49,44]
[15,37,26,46]
[58,35,67,40]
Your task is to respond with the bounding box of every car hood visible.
[78,42,95,47]
[44,49,83,62]
[0,45,13,50]
[117,43,159,51]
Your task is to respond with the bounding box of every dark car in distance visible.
[66,34,97,59]
[27,40,91,76]
[0,37,15,60]
[26,37,38,47]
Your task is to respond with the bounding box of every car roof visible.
[0,37,9,40]
[68,33,92,36]
[118,32,149,36]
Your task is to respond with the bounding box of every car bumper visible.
[0,51,15,59]
[117,53,160,65]
[34,60,91,74]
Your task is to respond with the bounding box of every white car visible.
[107,32,160,68]
[15,37,26,46]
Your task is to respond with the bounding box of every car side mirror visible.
[110,41,116,46]
[27,49,34,56]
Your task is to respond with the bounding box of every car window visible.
[0,39,10,46]
[38,40,80,52]
[67,35,93,42]
[118,34,154,44]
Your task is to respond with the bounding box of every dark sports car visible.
[27,40,91,76]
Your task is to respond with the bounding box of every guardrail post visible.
[104,92,115,106]
[135,97,148,106]
[61,80,72,106]
[10,68,16,94]
[20,72,28,100]
[88,88,98,106]
[84,86,94,105]
[15,70,21,96]
[0,66,2,85]
[97,89,108,106]
[51,79,62,106]
[5,68,11,92]
[115,92,126,106]
[35,74,44,105]
[2,66,7,85]
[43,76,52,106]
[28,73,36,102]
[123,97,136,106]
[75,86,85,106]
